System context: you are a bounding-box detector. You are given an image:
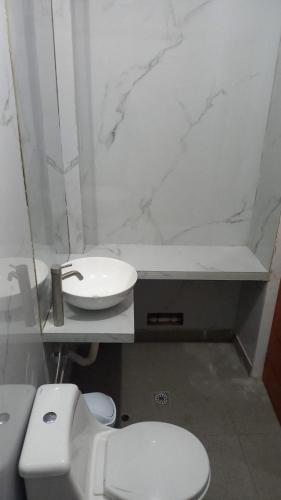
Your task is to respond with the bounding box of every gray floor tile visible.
[239,434,281,500]
[204,342,248,379]
[79,342,281,498]
[119,388,179,427]
[222,378,280,435]
[204,435,258,500]
[120,343,279,436]
[121,342,247,388]
[180,380,235,437]
[121,342,214,385]
[119,381,235,435]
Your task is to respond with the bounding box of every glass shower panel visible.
[7,0,70,328]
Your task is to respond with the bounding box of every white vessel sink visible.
[62,257,138,310]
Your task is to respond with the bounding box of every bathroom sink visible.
[62,257,138,310]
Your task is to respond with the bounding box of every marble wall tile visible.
[251,219,281,376]
[237,38,281,376]
[235,219,281,376]
[7,0,71,324]
[70,0,281,246]
[248,40,281,269]
[52,0,84,253]
[71,1,98,244]
[0,0,46,386]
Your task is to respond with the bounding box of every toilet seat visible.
[102,422,210,500]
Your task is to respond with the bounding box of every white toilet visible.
[19,384,210,500]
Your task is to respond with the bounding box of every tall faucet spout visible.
[51,263,84,327]
[62,270,84,281]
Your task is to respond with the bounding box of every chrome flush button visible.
[43,411,57,423]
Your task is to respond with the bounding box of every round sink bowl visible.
[62,257,138,310]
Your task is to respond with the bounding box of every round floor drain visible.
[153,391,170,406]
[121,414,130,422]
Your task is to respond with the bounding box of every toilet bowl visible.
[19,384,210,500]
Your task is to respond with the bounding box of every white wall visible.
[249,38,281,269]
[68,0,281,247]
[236,40,281,375]
[0,0,46,386]
[52,0,84,253]
[48,0,281,347]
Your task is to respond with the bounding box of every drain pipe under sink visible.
[66,343,99,367]
[52,343,100,384]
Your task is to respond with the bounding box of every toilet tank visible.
[0,385,36,500]
[19,384,80,479]
[19,384,105,500]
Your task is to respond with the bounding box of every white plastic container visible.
[83,392,116,427]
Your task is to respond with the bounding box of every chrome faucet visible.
[51,263,84,327]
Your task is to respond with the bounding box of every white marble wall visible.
[71,1,97,245]
[0,0,46,386]
[7,0,71,324]
[236,41,281,375]
[235,218,281,376]
[68,0,281,246]
[251,219,281,376]
[249,40,281,269]
[52,0,84,253]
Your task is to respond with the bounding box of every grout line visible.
[236,433,262,500]
[234,335,253,374]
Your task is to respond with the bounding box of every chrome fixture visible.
[8,263,36,326]
[51,263,83,327]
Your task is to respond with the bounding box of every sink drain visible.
[153,391,170,406]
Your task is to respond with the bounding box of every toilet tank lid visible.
[19,384,80,479]
[104,422,210,500]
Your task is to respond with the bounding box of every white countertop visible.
[80,244,269,281]
[43,292,134,342]
[43,244,268,343]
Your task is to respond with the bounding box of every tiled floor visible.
[72,342,281,499]
[118,343,281,500]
